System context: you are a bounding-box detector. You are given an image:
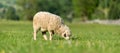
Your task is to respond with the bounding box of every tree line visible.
[0,0,120,22]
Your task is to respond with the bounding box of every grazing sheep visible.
[33,11,71,40]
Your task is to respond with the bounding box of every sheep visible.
[33,11,71,40]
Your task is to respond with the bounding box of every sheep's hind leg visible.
[33,26,40,40]
[33,29,39,40]
[33,31,36,40]
[42,31,48,40]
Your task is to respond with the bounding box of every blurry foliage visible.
[16,0,72,20]
[17,0,40,20]
[72,0,98,21]
[0,0,120,21]
[4,7,19,20]
[108,0,120,19]
[91,9,105,20]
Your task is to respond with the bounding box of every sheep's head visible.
[61,25,71,40]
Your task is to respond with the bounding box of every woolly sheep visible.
[33,11,71,40]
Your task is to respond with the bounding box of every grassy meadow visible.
[0,20,120,53]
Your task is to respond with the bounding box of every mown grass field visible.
[0,20,120,53]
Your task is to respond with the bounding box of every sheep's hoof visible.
[49,39,52,40]
[43,35,48,40]
[34,38,36,40]
[45,39,47,40]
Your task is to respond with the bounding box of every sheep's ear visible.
[64,33,66,37]
[62,32,65,37]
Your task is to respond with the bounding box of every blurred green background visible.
[0,0,120,22]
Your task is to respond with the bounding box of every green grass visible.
[0,20,120,53]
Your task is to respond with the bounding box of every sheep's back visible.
[33,12,63,30]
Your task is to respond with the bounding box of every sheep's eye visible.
[64,34,66,37]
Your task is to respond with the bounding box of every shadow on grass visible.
[71,37,80,40]
[52,36,80,40]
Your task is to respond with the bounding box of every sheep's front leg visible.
[49,31,54,40]
[49,32,52,40]
[42,31,48,40]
